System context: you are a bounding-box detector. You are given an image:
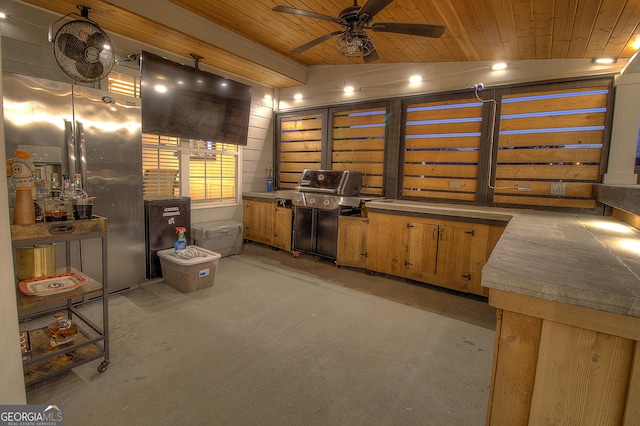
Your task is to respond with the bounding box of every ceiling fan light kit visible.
[335,31,376,58]
[273,0,445,63]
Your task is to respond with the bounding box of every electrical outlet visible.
[449,181,461,189]
[550,182,566,195]
[517,184,531,192]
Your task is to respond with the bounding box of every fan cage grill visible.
[53,20,115,83]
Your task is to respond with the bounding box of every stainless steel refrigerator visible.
[3,72,145,293]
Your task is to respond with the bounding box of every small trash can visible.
[157,246,221,293]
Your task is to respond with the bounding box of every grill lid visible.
[296,169,363,197]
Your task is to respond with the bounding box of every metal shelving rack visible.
[11,217,110,386]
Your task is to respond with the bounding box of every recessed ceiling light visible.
[294,93,303,100]
[344,85,354,93]
[491,62,507,71]
[0,13,7,20]
[409,75,422,84]
[592,57,617,64]
[632,37,640,50]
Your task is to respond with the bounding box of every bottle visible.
[50,173,61,199]
[72,173,87,198]
[10,150,36,225]
[267,166,273,192]
[174,227,187,253]
[13,189,35,224]
[48,313,78,347]
[61,175,73,220]
[34,199,44,223]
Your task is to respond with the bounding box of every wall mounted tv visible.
[140,51,252,145]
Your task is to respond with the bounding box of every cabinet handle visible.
[406,223,414,228]
[439,227,444,240]
[432,228,437,240]
[48,223,75,234]
[461,274,472,280]
[464,230,475,236]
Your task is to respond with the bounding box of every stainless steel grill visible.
[285,169,365,259]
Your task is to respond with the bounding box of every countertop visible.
[242,192,277,201]
[363,199,640,318]
[366,199,513,225]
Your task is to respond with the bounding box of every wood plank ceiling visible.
[20,0,640,88]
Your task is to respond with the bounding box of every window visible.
[332,106,386,196]
[277,113,323,188]
[188,141,238,202]
[494,85,609,209]
[403,98,483,202]
[142,135,180,198]
[108,72,241,203]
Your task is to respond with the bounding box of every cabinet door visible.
[366,213,407,277]
[243,200,273,245]
[435,224,473,288]
[405,221,439,279]
[337,216,368,268]
[273,207,293,251]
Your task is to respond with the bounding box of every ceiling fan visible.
[272,0,445,63]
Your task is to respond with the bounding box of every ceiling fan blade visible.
[357,0,394,21]
[290,31,344,54]
[363,48,380,64]
[272,6,341,24]
[371,22,445,38]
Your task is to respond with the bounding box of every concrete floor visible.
[26,243,497,426]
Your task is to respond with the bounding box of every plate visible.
[18,272,88,296]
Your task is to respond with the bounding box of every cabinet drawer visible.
[11,216,107,244]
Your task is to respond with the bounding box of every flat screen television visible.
[140,51,252,145]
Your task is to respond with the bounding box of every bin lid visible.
[157,246,221,265]
[192,220,243,239]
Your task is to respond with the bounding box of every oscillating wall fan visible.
[51,5,115,83]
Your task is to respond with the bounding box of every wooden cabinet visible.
[273,206,293,251]
[406,220,474,292]
[366,212,504,295]
[336,216,369,268]
[486,289,640,426]
[243,199,274,245]
[243,199,293,252]
[365,213,408,278]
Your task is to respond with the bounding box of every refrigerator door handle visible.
[64,119,75,178]
[75,120,87,185]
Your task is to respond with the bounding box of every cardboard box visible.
[157,246,221,293]
[192,220,243,257]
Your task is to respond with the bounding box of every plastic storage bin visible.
[157,246,221,293]
[192,220,243,257]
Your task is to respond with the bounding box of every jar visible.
[48,313,78,347]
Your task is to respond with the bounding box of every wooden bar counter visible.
[482,209,640,425]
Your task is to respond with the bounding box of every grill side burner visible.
[289,169,365,260]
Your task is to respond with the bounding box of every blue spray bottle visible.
[267,166,273,192]
[174,227,187,253]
